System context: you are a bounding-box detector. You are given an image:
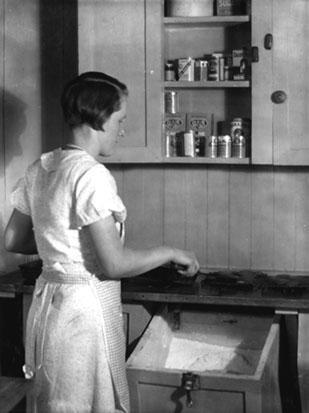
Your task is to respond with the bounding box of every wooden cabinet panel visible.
[252,0,309,165]
[78,0,162,163]
[272,0,309,165]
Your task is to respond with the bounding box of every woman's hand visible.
[171,249,200,277]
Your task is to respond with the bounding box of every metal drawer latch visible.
[182,372,200,408]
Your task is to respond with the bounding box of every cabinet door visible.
[78,0,163,163]
[252,0,309,165]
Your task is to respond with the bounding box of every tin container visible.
[219,56,225,81]
[165,61,175,81]
[183,130,195,157]
[166,132,177,157]
[195,132,206,156]
[205,135,218,158]
[230,117,250,140]
[208,53,223,81]
[232,134,246,158]
[165,91,179,114]
[217,135,232,158]
[195,59,208,81]
[178,57,195,81]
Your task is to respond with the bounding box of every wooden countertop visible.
[2,267,309,311]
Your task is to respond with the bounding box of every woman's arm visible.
[84,215,199,280]
[4,209,38,254]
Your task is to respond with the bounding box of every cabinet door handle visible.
[264,33,273,50]
[271,90,287,104]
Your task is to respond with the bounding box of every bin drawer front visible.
[136,382,244,413]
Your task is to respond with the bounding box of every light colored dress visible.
[11,148,130,413]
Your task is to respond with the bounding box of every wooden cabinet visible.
[78,0,162,163]
[252,0,309,165]
[127,306,282,413]
[78,0,309,165]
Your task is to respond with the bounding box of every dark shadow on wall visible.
[0,91,27,394]
[40,0,78,152]
[0,89,27,271]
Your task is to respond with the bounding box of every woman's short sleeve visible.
[10,177,31,215]
[74,164,126,228]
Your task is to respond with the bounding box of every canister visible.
[217,135,232,158]
[195,59,208,81]
[183,130,195,157]
[165,91,179,114]
[165,61,176,81]
[205,135,218,158]
[232,134,246,158]
[178,57,195,81]
[166,132,177,157]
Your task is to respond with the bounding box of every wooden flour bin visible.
[126,306,281,413]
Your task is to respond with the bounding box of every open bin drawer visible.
[126,305,281,413]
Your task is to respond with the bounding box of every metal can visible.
[232,134,246,158]
[195,131,206,156]
[166,132,177,157]
[219,56,225,81]
[230,117,250,140]
[164,91,179,114]
[183,130,195,157]
[217,135,232,158]
[165,61,176,81]
[178,57,195,81]
[195,59,208,81]
[205,135,218,158]
[208,53,223,81]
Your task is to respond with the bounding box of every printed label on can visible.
[217,135,232,158]
[165,91,179,114]
[178,58,195,81]
[205,135,218,158]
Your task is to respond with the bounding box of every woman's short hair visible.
[61,71,128,131]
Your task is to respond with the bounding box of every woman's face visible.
[99,99,127,156]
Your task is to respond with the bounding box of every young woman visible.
[4,71,199,413]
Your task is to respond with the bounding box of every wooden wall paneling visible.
[163,167,187,250]
[228,167,251,270]
[122,167,164,250]
[2,0,40,271]
[185,167,208,267]
[293,169,309,272]
[206,167,229,269]
[4,0,41,178]
[251,167,275,271]
[273,168,296,272]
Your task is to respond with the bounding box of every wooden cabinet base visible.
[127,306,282,413]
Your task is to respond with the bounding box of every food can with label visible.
[165,91,179,114]
[166,132,177,157]
[178,57,195,81]
[183,130,195,157]
[217,134,232,158]
[195,59,208,81]
[165,61,176,81]
[195,131,206,156]
[230,117,250,140]
[232,134,246,158]
[205,135,218,158]
[208,53,223,81]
